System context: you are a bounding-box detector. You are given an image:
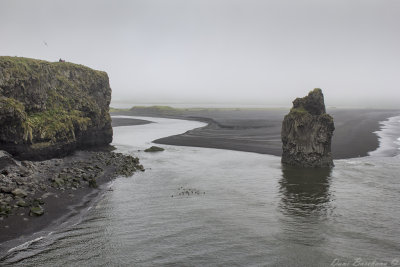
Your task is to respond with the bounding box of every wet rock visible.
[0,148,143,222]
[11,188,27,198]
[137,165,145,172]
[281,89,334,167]
[30,206,44,216]
[32,198,44,206]
[0,186,13,194]
[17,199,28,207]
[0,150,17,170]
[0,205,11,216]
[52,177,65,188]
[41,192,53,199]
[88,178,98,188]
[21,161,35,169]
[144,146,165,152]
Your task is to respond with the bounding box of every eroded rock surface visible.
[281,88,334,167]
[0,56,113,160]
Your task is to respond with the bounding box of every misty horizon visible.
[1,0,399,108]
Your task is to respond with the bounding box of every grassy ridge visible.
[0,56,111,150]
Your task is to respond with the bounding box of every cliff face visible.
[281,88,334,167]
[0,56,112,159]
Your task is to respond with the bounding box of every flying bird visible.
[43,41,48,47]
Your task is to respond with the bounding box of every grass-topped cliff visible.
[0,56,113,159]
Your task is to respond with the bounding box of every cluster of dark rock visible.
[0,150,144,218]
[171,187,205,197]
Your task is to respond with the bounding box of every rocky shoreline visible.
[0,148,144,245]
[0,58,150,254]
[0,57,114,161]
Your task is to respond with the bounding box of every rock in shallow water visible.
[281,88,335,168]
[30,206,44,216]
[144,146,165,152]
[11,188,28,198]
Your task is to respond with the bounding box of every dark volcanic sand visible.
[329,109,400,158]
[114,108,400,159]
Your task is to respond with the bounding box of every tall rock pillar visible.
[281,88,334,167]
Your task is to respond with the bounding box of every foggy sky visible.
[1,0,399,108]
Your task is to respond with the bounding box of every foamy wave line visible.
[369,115,400,157]
[6,178,117,255]
[7,236,44,253]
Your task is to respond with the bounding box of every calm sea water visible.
[1,116,400,266]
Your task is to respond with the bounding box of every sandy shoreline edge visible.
[112,108,400,159]
[0,118,151,257]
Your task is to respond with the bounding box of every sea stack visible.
[0,56,113,160]
[281,88,334,167]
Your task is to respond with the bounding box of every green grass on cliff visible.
[0,96,91,143]
[0,56,106,79]
[0,56,106,110]
[290,106,308,114]
[0,96,26,115]
[27,109,91,143]
[0,56,110,146]
[309,88,322,94]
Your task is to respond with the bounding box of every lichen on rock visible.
[281,88,335,167]
[0,56,113,159]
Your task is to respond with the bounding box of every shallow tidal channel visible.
[2,116,400,266]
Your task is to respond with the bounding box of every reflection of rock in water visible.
[279,165,332,217]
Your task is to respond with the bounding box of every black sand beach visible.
[113,107,400,159]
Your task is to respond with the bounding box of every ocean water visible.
[1,116,400,266]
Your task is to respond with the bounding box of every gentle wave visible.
[7,237,45,254]
[369,115,400,157]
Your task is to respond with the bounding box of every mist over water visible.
[1,0,400,108]
[2,116,400,266]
